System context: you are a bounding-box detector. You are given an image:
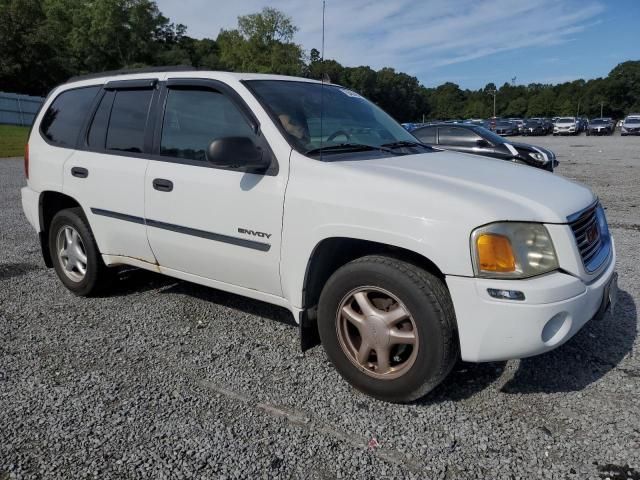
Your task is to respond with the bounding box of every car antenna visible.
[320,0,326,161]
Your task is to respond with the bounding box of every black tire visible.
[49,207,112,296]
[317,255,458,403]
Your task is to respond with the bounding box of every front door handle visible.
[71,167,88,178]
[153,178,173,192]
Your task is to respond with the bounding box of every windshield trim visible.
[241,79,424,161]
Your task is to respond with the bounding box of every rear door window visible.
[438,127,481,146]
[40,86,100,147]
[413,126,436,144]
[105,89,153,153]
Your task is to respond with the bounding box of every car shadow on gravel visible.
[417,360,508,404]
[501,289,637,394]
[103,268,180,296]
[0,262,40,281]
[105,269,297,326]
[158,280,298,327]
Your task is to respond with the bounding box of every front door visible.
[144,80,287,296]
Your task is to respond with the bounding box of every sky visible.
[155,0,640,90]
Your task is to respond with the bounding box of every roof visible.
[65,66,324,87]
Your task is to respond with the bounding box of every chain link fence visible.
[0,91,45,127]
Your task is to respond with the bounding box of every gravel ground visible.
[1,135,639,479]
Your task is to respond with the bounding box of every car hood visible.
[510,141,556,160]
[336,150,594,224]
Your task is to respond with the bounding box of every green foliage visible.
[0,1,638,121]
[0,125,29,158]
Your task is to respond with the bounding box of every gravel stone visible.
[1,134,639,479]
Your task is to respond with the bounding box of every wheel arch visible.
[298,236,447,351]
[38,191,84,267]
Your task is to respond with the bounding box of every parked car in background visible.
[533,118,553,134]
[576,118,588,133]
[508,118,525,134]
[553,117,578,135]
[587,118,614,136]
[494,120,518,136]
[621,114,640,136]
[411,123,558,171]
[522,119,547,136]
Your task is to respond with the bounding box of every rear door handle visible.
[71,167,88,178]
[152,178,173,192]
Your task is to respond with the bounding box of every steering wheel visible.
[326,130,351,142]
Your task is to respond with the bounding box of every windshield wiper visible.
[304,143,396,156]
[381,140,432,150]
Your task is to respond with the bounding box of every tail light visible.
[24,143,29,179]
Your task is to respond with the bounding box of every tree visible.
[217,8,304,75]
[238,7,297,44]
[1,1,639,123]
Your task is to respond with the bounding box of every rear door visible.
[144,79,286,295]
[63,79,158,263]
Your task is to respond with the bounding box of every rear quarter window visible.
[40,86,100,147]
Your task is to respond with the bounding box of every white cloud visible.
[156,0,604,82]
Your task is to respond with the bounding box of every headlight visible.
[529,152,545,162]
[471,223,559,279]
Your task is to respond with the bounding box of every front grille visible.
[568,203,610,272]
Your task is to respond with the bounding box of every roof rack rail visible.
[66,65,197,83]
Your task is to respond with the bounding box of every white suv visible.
[553,117,578,135]
[21,69,617,402]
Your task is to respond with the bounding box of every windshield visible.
[245,80,418,156]
[591,119,607,124]
[625,117,640,124]
[557,118,575,124]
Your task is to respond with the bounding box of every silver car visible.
[621,114,640,136]
[553,117,578,135]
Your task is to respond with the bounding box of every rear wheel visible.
[317,255,458,402]
[49,207,112,296]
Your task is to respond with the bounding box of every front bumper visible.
[554,127,576,134]
[446,245,617,362]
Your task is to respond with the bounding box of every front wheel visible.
[317,255,458,402]
[49,207,112,296]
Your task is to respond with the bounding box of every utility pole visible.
[577,98,581,118]
[487,89,497,118]
[600,101,604,118]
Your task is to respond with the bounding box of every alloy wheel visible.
[336,286,419,380]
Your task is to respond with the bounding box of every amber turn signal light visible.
[476,234,516,272]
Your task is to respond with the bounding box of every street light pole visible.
[487,89,497,118]
[600,101,604,118]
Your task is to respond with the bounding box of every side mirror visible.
[476,139,490,148]
[206,136,270,173]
